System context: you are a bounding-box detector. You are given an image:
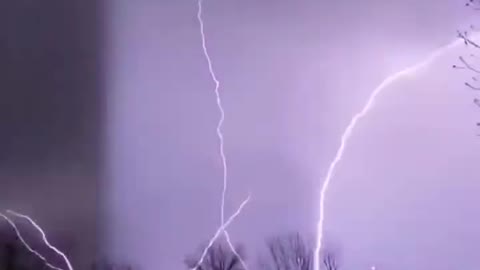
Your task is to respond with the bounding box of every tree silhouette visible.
[185,241,246,270]
[453,0,480,132]
[259,233,339,270]
[322,250,338,270]
[260,233,311,270]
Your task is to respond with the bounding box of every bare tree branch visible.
[457,29,480,48]
[465,82,480,90]
[322,251,338,270]
[261,233,312,270]
[185,241,246,270]
[454,3,480,132]
[466,0,480,10]
[459,56,480,73]
[260,233,339,270]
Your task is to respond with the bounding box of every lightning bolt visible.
[196,0,228,226]
[0,211,70,270]
[191,195,251,270]
[6,210,73,270]
[313,36,471,270]
[194,0,249,269]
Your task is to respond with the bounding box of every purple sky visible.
[103,0,480,269]
[0,0,480,270]
[3,1,478,270]
[104,1,480,270]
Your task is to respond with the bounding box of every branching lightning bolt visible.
[0,211,71,270]
[194,1,249,270]
[191,195,251,270]
[6,210,73,270]
[313,37,470,270]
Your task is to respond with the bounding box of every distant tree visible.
[185,241,246,270]
[321,250,338,270]
[259,233,311,270]
[259,233,339,270]
[453,0,480,131]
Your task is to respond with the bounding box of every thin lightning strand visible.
[0,212,64,270]
[313,37,469,270]
[196,1,249,270]
[191,195,251,270]
[196,0,228,225]
[223,229,249,270]
[6,210,73,270]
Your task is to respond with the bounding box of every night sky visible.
[2,1,480,270]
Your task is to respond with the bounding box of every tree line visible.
[185,233,338,270]
[0,231,338,270]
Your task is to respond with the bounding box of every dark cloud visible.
[0,1,103,268]
[0,0,102,171]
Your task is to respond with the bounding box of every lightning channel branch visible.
[1,211,72,270]
[194,1,249,269]
[313,36,471,270]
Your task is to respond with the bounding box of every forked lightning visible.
[1,210,72,270]
[193,1,249,269]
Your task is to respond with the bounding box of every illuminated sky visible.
[1,1,480,270]
[106,1,479,270]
